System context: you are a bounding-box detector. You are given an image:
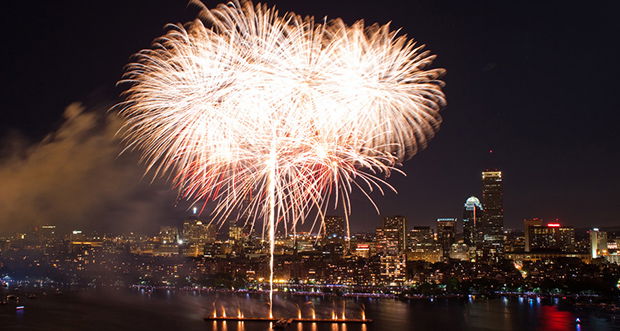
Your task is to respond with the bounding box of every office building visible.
[528,221,575,252]
[462,196,483,246]
[590,228,608,258]
[376,216,407,255]
[182,219,216,244]
[437,218,457,260]
[480,170,504,257]
[380,254,407,285]
[407,226,434,249]
[324,216,346,240]
[524,218,544,252]
[159,226,179,245]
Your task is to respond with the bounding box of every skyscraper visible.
[323,216,346,240]
[437,218,457,261]
[462,196,483,246]
[376,216,407,255]
[590,228,608,258]
[523,218,543,252]
[480,170,504,256]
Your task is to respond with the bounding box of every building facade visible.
[480,170,504,258]
[462,196,483,246]
[590,228,608,258]
[324,216,346,240]
[437,218,457,261]
[528,222,575,252]
[523,218,544,252]
[377,216,407,255]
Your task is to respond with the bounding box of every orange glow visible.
[547,223,561,227]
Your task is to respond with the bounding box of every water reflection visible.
[3,289,616,331]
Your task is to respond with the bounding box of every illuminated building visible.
[158,226,179,244]
[380,254,406,285]
[69,230,86,242]
[605,255,620,265]
[353,243,372,258]
[406,247,442,263]
[407,226,434,249]
[503,229,525,253]
[528,222,575,252]
[154,244,181,257]
[480,170,504,258]
[34,225,59,251]
[324,216,346,240]
[523,218,543,252]
[37,225,57,241]
[462,196,483,246]
[406,226,441,262]
[589,228,608,258]
[505,251,591,263]
[437,218,457,261]
[449,243,470,261]
[228,226,246,242]
[376,216,407,255]
[608,238,618,251]
[182,219,216,244]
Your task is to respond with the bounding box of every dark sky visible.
[1,0,619,233]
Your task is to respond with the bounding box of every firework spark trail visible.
[117,0,445,317]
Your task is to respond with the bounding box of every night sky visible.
[1,0,619,233]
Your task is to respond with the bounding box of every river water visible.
[1,290,617,330]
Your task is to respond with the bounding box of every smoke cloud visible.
[0,102,179,233]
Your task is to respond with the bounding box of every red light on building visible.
[547,223,561,227]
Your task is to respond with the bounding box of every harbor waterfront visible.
[1,288,617,330]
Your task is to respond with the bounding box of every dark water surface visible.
[1,290,617,330]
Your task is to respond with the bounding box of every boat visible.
[273,318,293,329]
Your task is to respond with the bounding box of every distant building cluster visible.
[1,168,619,294]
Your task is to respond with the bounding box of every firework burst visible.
[117,0,445,315]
